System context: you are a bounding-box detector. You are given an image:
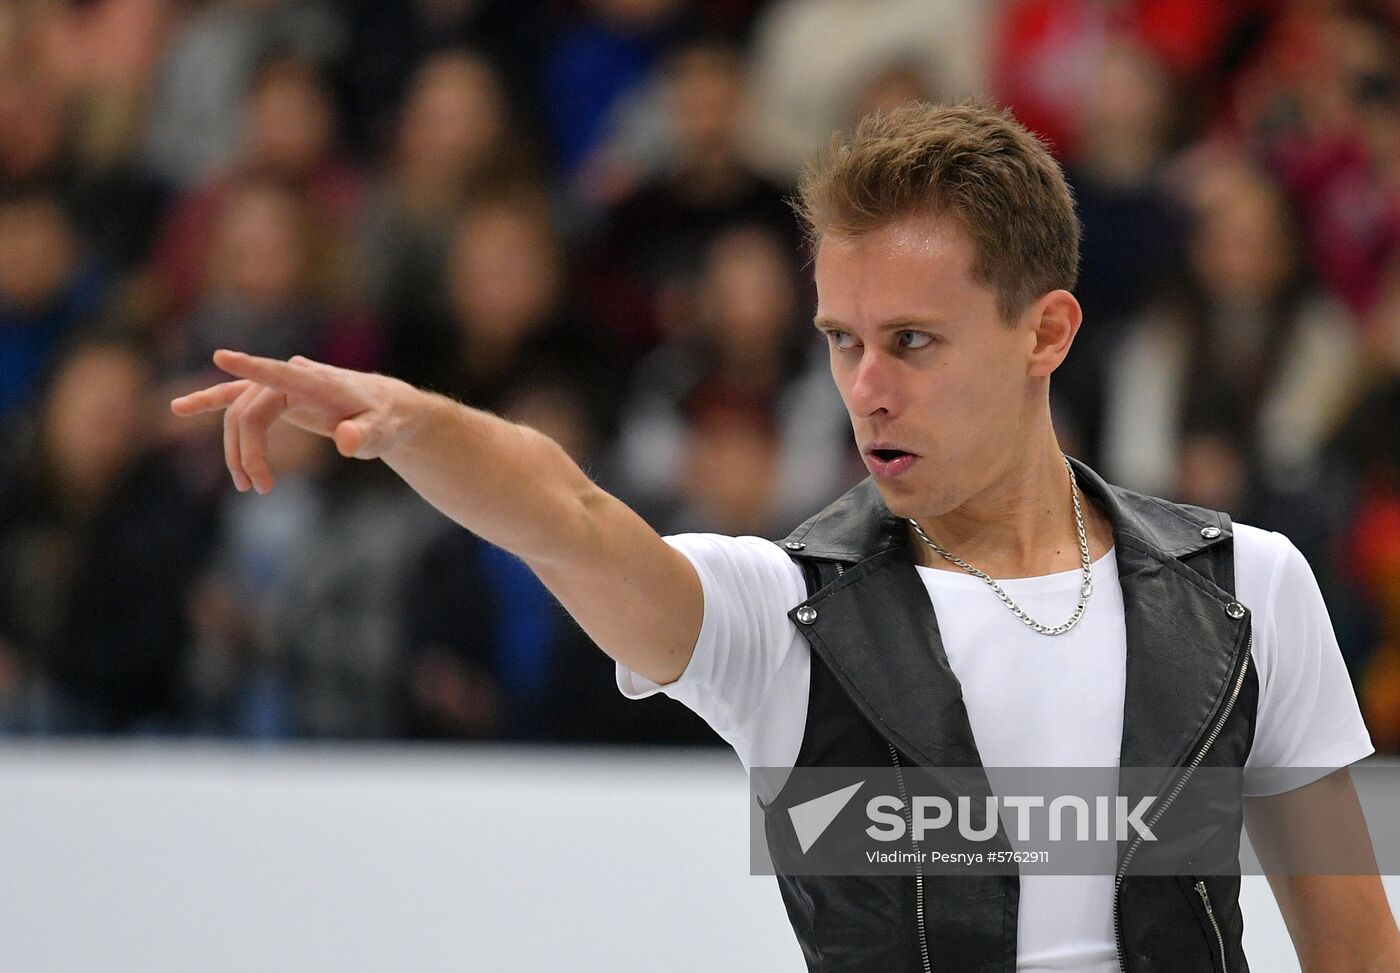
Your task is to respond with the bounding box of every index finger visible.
[170,378,253,416]
[212,349,336,398]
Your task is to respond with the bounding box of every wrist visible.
[384,383,447,462]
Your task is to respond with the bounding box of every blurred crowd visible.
[0,0,1398,751]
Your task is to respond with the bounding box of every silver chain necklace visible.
[907,455,1093,636]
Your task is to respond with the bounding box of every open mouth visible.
[864,447,918,477]
[870,448,912,462]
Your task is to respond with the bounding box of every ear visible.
[1025,289,1082,378]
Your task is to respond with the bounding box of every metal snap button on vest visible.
[784,541,806,551]
[1225,602,1245,619]
[795,606,817,624]
[1200,526,1222,539]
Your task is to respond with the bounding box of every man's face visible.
[813,216,1038,519]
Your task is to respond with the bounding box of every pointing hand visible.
[169,350,421,493]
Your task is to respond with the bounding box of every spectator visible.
[1070,40,1190,331]
[745,0,989,178]
[670,400,789,537]
[142,0,346,189]
[1102,165,1360,516]
[1248,8,1400,317]
[0,334,215,734]
[608,223,853,531]
[1059,40,1191,461]
[0,194,108,429]
[175,176,375,376]
[148,54,364,319]
[846,60,939,124]
[334,0,550,161]
[0,60,69,197]
[282,461,444,738]
[587,37,800,351]
[0,51,164,269]
[388,190,621,440]
[358,50,536,338]
[1332,258,1400,750]
[990,0,1247,160]
[190,410,439,741]
[183,421,331,739]
[541,0,690,179]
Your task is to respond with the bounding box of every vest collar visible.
[779,455,1233,563]
[782,456,1251,775]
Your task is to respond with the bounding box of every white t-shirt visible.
[616,523,1374,972]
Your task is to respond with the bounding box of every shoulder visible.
[663,533,811,610]
[1230,521,1307,614]
[664,533,806,580]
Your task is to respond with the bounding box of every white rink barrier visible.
[0,743,1394,972]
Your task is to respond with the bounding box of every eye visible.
[898,331,934,350]
[825,330,858,351]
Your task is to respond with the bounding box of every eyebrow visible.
[812,317,945,332]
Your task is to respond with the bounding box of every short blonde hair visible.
[795,101,1081,321]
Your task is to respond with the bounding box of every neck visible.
[908,436,1110,579]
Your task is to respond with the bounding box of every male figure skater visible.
[173,103,1399,971]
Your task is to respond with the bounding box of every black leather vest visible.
[758,457,1259,972]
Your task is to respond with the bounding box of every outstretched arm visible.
[171,350,701,687]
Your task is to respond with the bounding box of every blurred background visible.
[0,0,1398,757]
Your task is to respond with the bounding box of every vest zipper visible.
[1194,879,1227,972]
[888,743,933,973]
[1112,632,1251,973]
[829,562,934,970]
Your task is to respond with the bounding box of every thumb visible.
[333,417,372,458]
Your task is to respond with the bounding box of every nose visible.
[844,348,901,418]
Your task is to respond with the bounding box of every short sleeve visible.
[615,533,810,769]
[1238,528,1375,796]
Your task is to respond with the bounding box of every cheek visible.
[913,352,1020,444]
[915,355,987,412]
[968,336,1027,395]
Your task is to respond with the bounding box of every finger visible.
[170,379,253,416]
[238,385,289,493]
[223,383,261,491]
[212,349,340,400]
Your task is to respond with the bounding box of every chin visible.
[872,477,958,521]
[874,488,914,519]
[873,484,940,520]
